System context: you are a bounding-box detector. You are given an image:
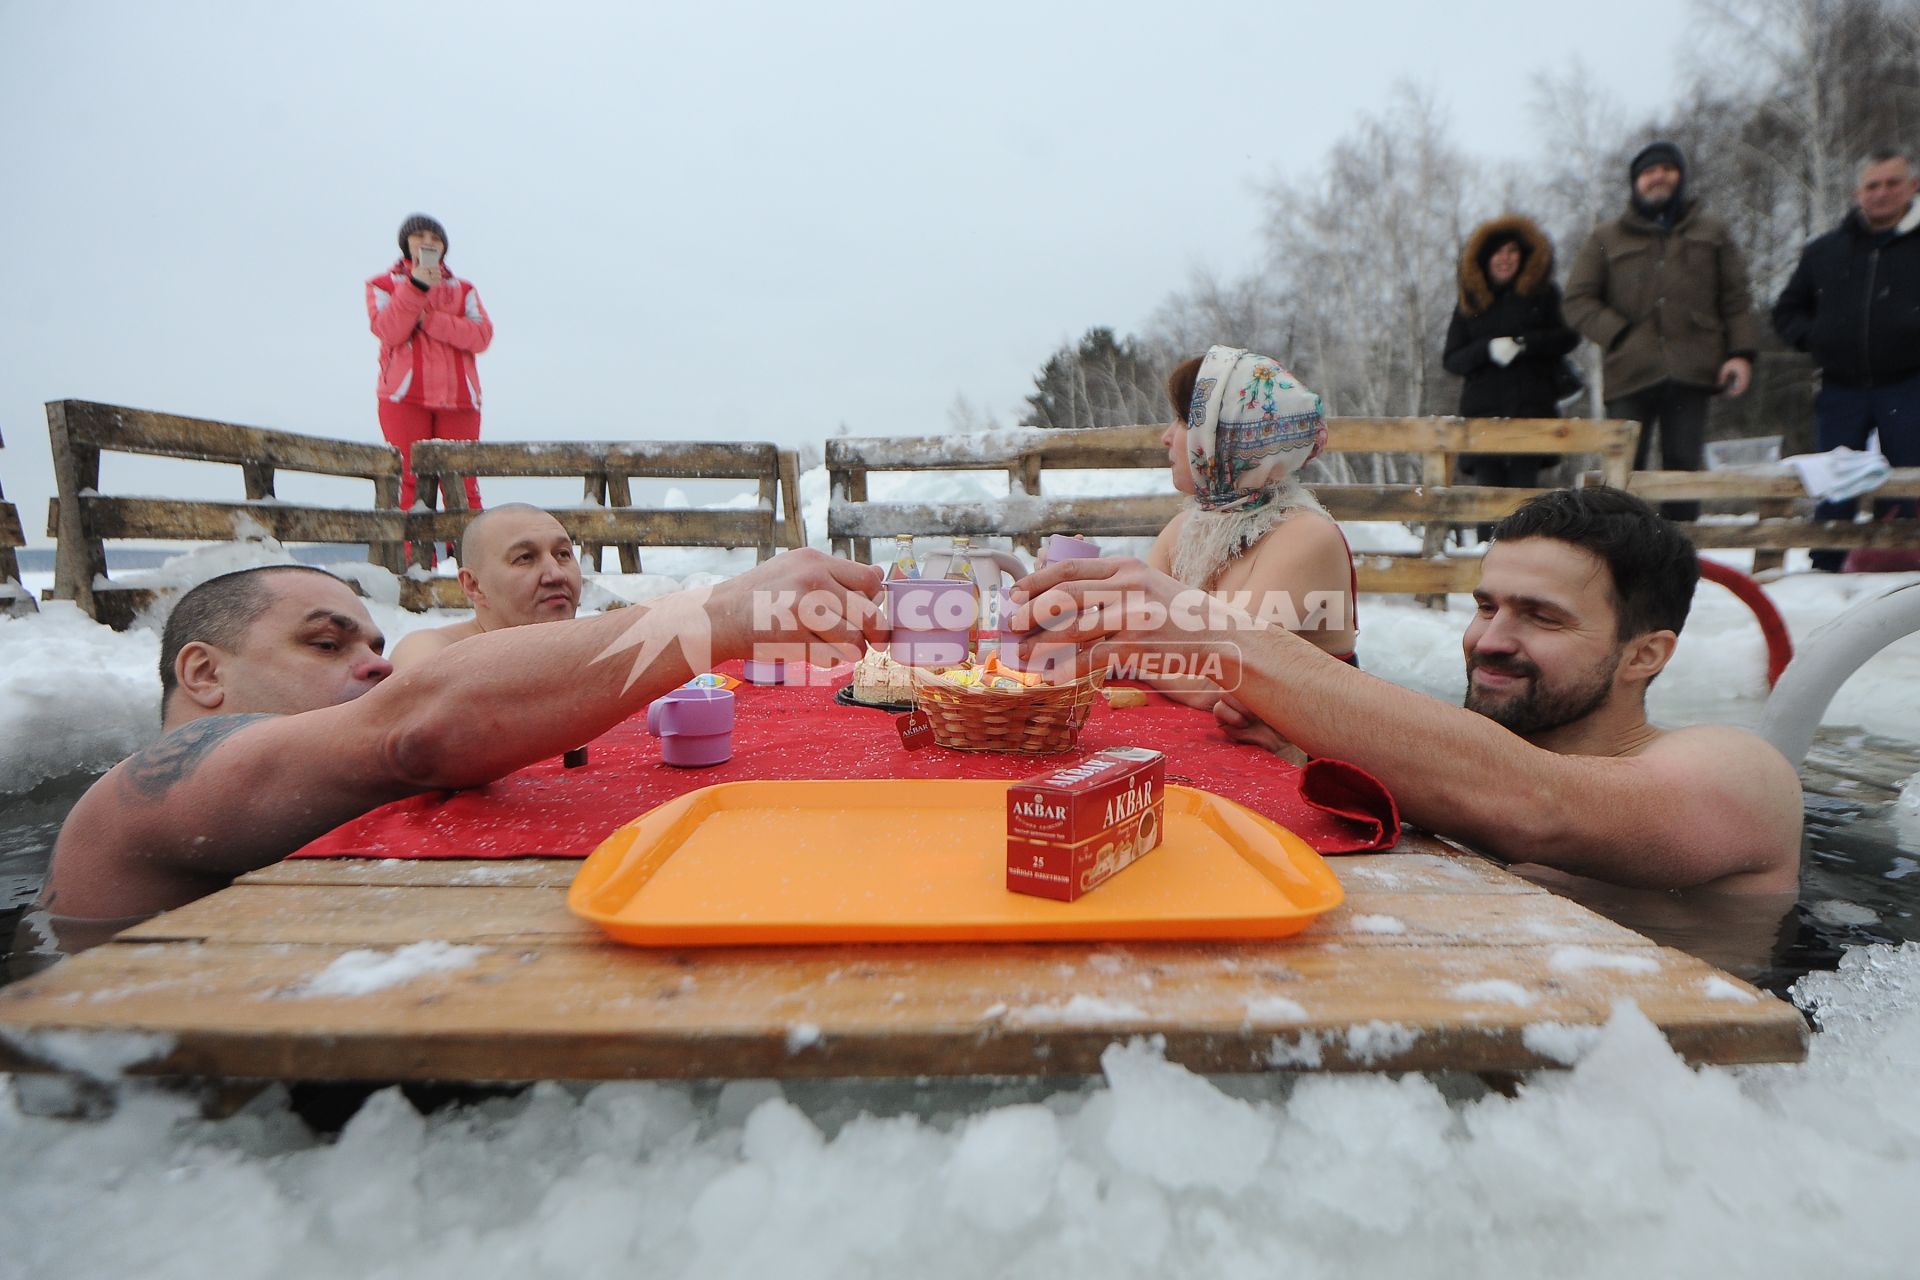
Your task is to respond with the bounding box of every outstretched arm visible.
[45,551,883,920]
[1011,558,1801,892]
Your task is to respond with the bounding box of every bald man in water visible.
[389,503,583,670]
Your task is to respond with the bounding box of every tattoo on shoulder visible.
[122,714,276,799]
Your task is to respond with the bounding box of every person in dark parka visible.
[1443,214,1581,492]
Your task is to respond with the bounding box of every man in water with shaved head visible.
[389,503,583,670]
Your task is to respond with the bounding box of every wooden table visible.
[0,833,1807,1082]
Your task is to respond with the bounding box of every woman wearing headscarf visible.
[1442,215,1580,491]
[1145,345,1358,676]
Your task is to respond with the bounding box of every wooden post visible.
[45,401,108,620]
[848,470,870,565]
[1600,420,1639,489]
[371,474,404,574]
[754,466,778,563]
[582,472,609,572]
[1415,448,1453,609]
[1013,454,1043,556]
[0,426,33,616]
[409,468,440,576]
[777,450,806,550]
[1752,498,1792,575]
[829,465,852,559]
[604,473,641,574]
[240,463,276,501]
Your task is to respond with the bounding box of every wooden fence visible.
[0,427,33,617]
[45,400,406,629]
[828,417,1640,594]
[402,439,806,610]
[43,401,808,626]
[1597,467,1920,574]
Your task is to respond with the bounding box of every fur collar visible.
[1457,215,1555,316]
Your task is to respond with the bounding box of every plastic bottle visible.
[886,534,920,581]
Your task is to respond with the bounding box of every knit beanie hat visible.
[1629,141,1686,183]
[397,213,448,260]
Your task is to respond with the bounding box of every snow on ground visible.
[7,463,1920,1274]
[0,945,1915,1278]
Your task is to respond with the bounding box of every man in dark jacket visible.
[1565,141,1761,520]
[1772,148,1920,569]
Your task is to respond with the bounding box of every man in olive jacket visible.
[1773,148,1920,569]
[1565,141,1761,520]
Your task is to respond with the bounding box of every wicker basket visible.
[909,667,1103,754]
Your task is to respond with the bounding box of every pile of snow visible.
[1,944,1915,1276]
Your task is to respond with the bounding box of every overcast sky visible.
[0,0,1686,541]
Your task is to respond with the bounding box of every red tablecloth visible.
[292,667,1399,860]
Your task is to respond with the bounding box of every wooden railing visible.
[45,400,406,628]
[403,439,806,610]
[44,401,811,626]
[828,418,1641,594]
[1591,467,1920,574]
[0,427,33,617]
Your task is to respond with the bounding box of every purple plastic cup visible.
[884,577,976,667]
[646,687,735,767]
[1043,534,1101,563]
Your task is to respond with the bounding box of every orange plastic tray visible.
[567,780,1344,946]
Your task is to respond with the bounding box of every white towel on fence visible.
[1783,447,1892,503]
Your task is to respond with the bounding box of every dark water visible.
[2,772,1916,1001]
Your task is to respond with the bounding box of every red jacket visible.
[365,261,494,409]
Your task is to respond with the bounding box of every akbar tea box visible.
[1006,747,1166,901]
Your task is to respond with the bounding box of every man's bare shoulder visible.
[1635,724,1804,888]
[1638,723,1800,778]
[390,620,479,669]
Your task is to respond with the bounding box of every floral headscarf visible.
[1183,345,1328,512]
[1172,345,1332,590]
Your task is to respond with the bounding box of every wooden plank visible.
[1325,417,1641,457]
[117,881,1646,951]
[76,496,405,544]
[55,400,399,478]
[411,439,779,480]
[828,420,1639,473]
[829,487,1542,542]
[1686,519,1920,550]
[0,839,1804,1081]
[399,577,469,612]
[831,494,1181,540]
[410,507,774,547]
[0,933,1804,1081]
[1353,554,1482,595]
[239,859,582,889]
[1593,467,1920,500]
[0,501,23,548]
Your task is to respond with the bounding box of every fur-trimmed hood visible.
[1457,215,1555,316]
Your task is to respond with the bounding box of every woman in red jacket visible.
[366,213,493,513]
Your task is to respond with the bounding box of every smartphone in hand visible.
[415,245,442,269]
